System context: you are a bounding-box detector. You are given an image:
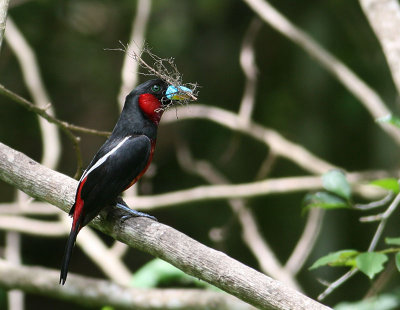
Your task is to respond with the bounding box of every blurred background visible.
[1,0,400,309]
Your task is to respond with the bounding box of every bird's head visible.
[132,78,193,125]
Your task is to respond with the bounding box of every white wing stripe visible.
[81,136,131,180]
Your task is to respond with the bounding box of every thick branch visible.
[0,0,9,52]
[0,259,254,310]
[359,0,400,95]
[117,0,152,108]
[0,142,331,309]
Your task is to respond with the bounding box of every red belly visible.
[124,140,156,191]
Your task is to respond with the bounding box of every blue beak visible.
[166,85,193,100]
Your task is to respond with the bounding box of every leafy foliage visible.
[310,251,389,279]
[309,250,359,270]
[356,252,388,279]
[131,258,217,290]
[370,179,400,194]
[377,114,400,129]
[335,291,400,310]
[322,170,351,200]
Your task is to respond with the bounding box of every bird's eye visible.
[151,85,161,92]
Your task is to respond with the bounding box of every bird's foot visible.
[116,203,157,222]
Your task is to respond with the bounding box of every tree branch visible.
[117,0,152,108]
[0,259,255,310]
[0,84,110,137]
[242,0,400,145]
[0,0,9,52]
[359,0,400,95]
[0,142,331,309]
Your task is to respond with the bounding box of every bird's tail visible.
[59,218,81,285]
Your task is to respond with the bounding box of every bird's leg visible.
[115,198,157,222]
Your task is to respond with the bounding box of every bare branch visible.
[318,269,358,301]
[163,105,334,174]
[0,202,60,215]
[175,142,302,291]
[0,0,9,52]
[284,208,324,275]
[0,216,66,236]
[5,17,61,169]
[118,0,152,108]
[124,171,388,210]
[242,0,400,145]
[0,142,331,310]
[0,84,110,137]
[238,17,262,124]
[360,0,400,95]
[5,232,23,310]
[0,259,256,310]
[368,192,400,251]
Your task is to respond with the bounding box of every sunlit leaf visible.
[335,293,400,310]
[131,258,218,290]
[395,253,400,273]
[322,170,351,199]
[132,258,191,288]
[309,250,359,270]
[370,179,400,194]
[385,237,400,246]
[377,114,400,129]
[303,192,349,211]
[356,252,388,279]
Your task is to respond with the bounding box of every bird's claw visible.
[116,203,157,223]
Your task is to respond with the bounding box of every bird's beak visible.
[166,85,195,101]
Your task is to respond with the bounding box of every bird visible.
[60,78,192,285]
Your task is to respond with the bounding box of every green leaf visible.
[310,250,359,270]
[335,293,400,310]
[370,178,400,194]
[395,253,400,273]
[385,237,400,246]
[132,258,189,288]
[377,114,400,129]
[131,258,218,290]
[322,170,351,199]
[303,192,349,211]
[356,252,388,279]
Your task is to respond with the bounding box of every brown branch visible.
[0,142,331,310]
[117,0,152,108]
[0,0,10,52]
[175,141,302,291]
[0,259,255,310]
[242,0,400,145]
[359,0,400,95]
[0,84,110,137]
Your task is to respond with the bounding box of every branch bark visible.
[0,142,331,309]
[0,259,254,310]
[0,0,9,52]
[359,0,400,95]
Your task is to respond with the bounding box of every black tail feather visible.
[60,219,81,285]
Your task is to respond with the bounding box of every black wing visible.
[79,135,151,226]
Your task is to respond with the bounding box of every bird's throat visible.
[138,94,163,125]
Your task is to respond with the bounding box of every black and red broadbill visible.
[60,79,192,285]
